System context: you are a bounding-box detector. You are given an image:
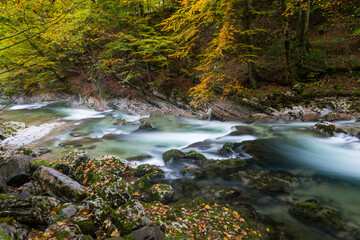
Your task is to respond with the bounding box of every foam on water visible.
[7,102,49,110]
[56,107,110,120]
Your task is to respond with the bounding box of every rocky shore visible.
[0,118,360,239]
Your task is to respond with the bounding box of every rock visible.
[59,137,102,147]
[149,184,174,203]
[289,199,344,232]
[133,164,165,179]
[129,225,165,240]
[136,122,154,131]
[0,155,32,186]
[181,166,206,179]
[70,132,88,137]
[183,150,207,166]
[204,159,247,178]
[229,126,258,136]
[61,205,80,218]
[20,181,43,196]
[95,180,132,208]
[162,149,185,164]
[250,170,299,194]
[125,154,152,161]
[242,139,275,164]
[43,222,92,239]
[113,119,133,126]
[36,147,51,156]
[33,166,86,203]
[84,197,112,222]
[0,218,29,239]
[113,200,152,235]
[311,121,360,137]
[0,178,7,193]
[0,196,60,225]
[218,142,242,157]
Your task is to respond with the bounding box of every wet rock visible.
[181,166,206,179]
[70,132,88,137]
[242,139,274,164]
[133,164,164,179]
[0,218,29,239]
[218,142,242,157]
[162,149,185,164]
[229,126,258,136]
[113,200,152,235]
[36,147,51,156]
[183,150,207,166]
[149,184,174,203]
[126,154,152,161]
[33,166,86,203]
[59,137,102,147]
[113,119,133,126]
[0,196,60,225]
[250,170,299,194]
[0,155,32,186]
[289,199,344,232]
[204,159,247,178]
[0,178,7,193]
[311,121,360,137]
[20,181,43,196]
[95,180,132,208]
[129,225,165,240]
[136,122,154,131]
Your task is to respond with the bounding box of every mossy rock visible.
[112,200,151,236]
[149,184,174,203]
[183,150,207,166]
[218,142,243,157]
[204,158,247,178]
[289,199,344,232]
[30,159,52,170]
[15,147,35,156]
[251,170,299,194]
[162,149,185,164]
[180,166,206,179]
[76,220,96,236]
[133,164,164,180]
[242,139,275,164]
[96,180,132,208]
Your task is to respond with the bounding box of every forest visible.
[0,0,359,107]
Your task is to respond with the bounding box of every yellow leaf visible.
[111,229,120,237]
[204,205,211,210]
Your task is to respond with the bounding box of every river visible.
[1,102,359,239]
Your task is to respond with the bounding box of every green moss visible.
[77,221,95,236]
[218,158,247,168]
[184,150,207,161]
[31,159,51,169]
[0,194,10,200]
[0,218,14,225]
[54,230,70,239]
[162,149,185,164]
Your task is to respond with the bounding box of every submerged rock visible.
[204,158,247,178]
[0,196,60,225]
[250,170,299,194]
[218,142,243,157]
[126,154,152,161]
[289,199,344,232]
[33,166,86,203]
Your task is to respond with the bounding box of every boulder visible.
[218,142,242,157]
[133,164,164,179]
[113,119,133,126]
[0,155,32,186]
[33,166,86,203]
[149,184,174,203]
[136,122,154,131]
[95,180,132,208]
[19,181,43,196]
[43,222,93,239]
[129,225,165,240]
[84,197,112,222]
[36,147,51,156]
[250,170,299,194]
[0,178,7,193]
[162,149,185,164]
[0,218,29,239]
[125,154,152,161]
[311,121,360,137]
[0,196,60,225]
[183,150,207,166]
[289,199,344,232]
[61,205,80,218]
[181,166,206,180]
[113,200,152,235]
[204,159,247,178]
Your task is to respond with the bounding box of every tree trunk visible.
[243,0,258,88]
[297,0,311,62]
[281,0,291,84]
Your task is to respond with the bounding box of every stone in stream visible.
[204,158,247,178]
[36,147,51,156]
[125,154,152,161]
[218,142,243,157]
[0,218,29,240]
[136,121,154,131]
[250,170,299,194]
[289,199,344,232]
[162,149,185,164]
[0,154,32,186]
[133,164,164,179]
[311,121,360,137]
[0,196,60,225]
[33,166,86,203]
[113,118,134,126]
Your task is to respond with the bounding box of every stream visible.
[1,102,360,239]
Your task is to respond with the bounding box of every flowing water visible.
[1,102,360,239]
